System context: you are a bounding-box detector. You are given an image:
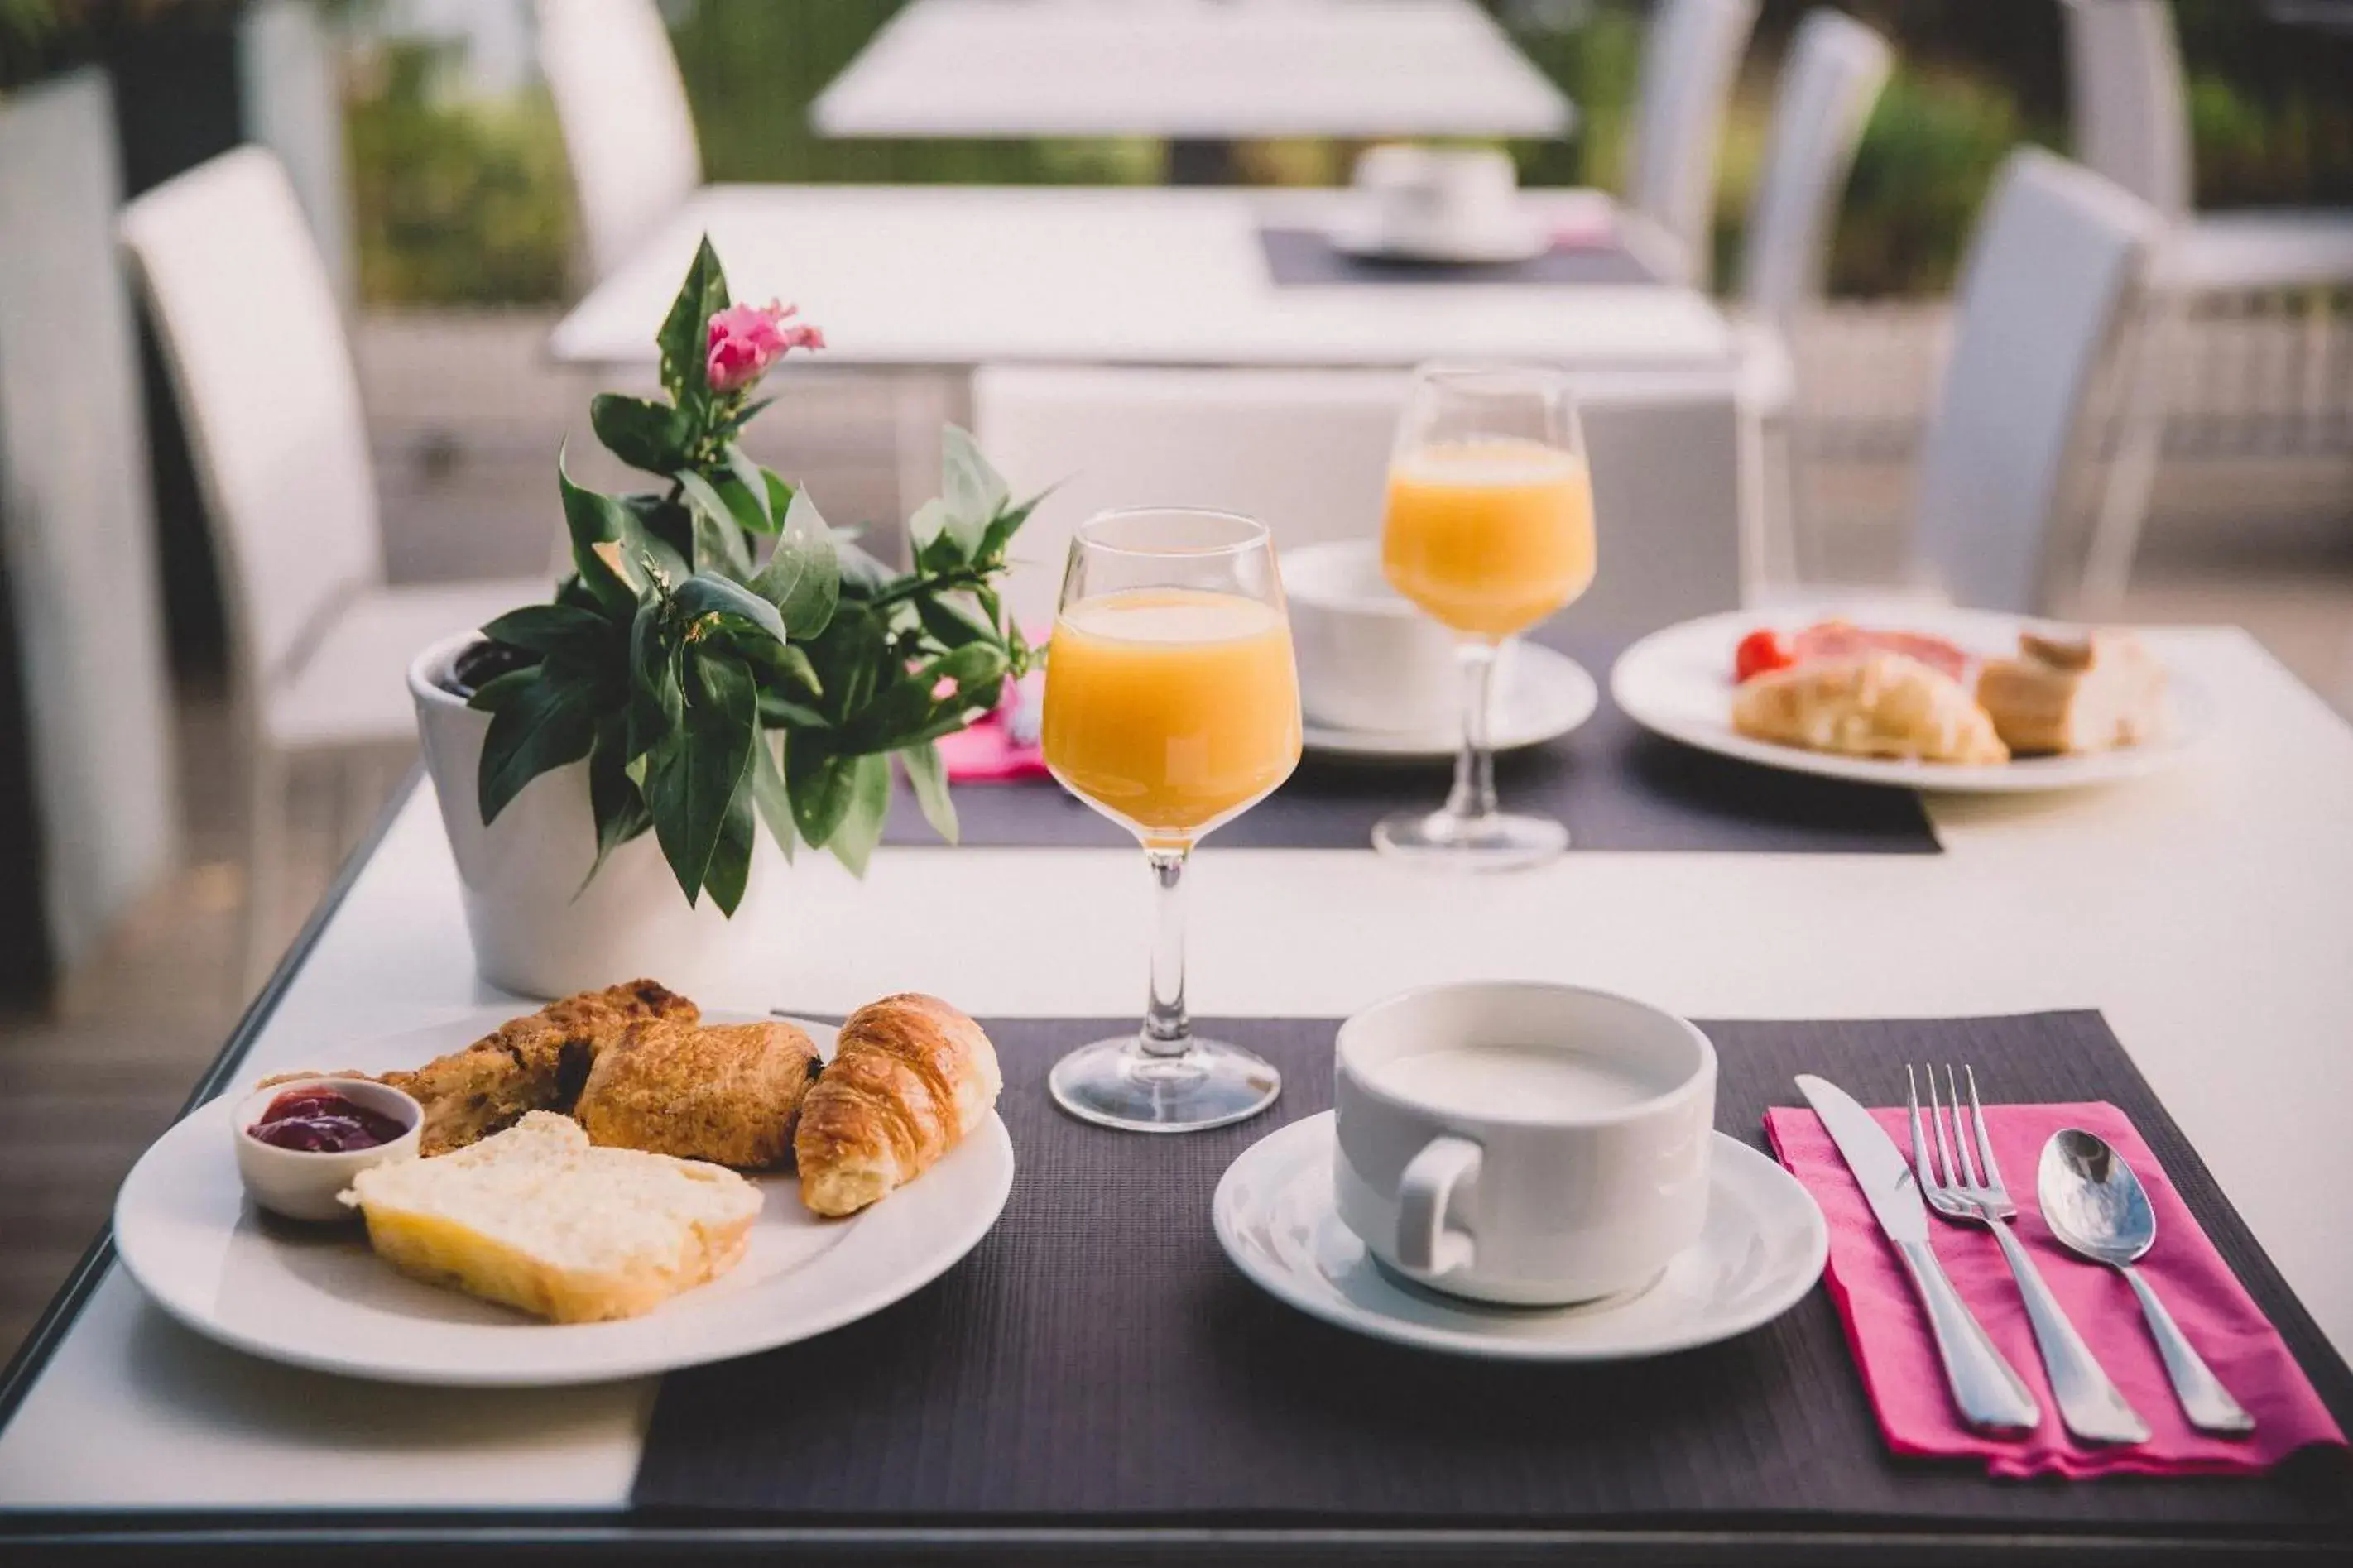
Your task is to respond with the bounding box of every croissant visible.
[1733,652,2008,765]
[795,994,1003,1216]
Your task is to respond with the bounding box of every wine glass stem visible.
[1141,846,1193,1058]
[1443,638,1501,823]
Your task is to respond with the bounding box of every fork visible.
[1910,1064,2152,1446]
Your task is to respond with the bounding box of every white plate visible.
[1610,607,2211,794]
[1215,1114,1825,1361]
[1303,644,1597,760]
[1327,216,1552,267]
[113,1012,1014,1387]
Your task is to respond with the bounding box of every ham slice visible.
[1790,619,1971,683]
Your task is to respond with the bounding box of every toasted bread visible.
[340,1111,761,1323]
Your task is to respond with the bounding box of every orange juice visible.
[1381,439,1596,638]
[1043,589,1302,845]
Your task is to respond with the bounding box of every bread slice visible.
[1733,651,2009,765]
[340,1112,761,1323]
[1976,630,2168,755]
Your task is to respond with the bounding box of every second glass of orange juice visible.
[1375,364,1593,870]
[1040,508,1301,1131]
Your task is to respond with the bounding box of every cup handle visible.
[1395,1135,1482,1277]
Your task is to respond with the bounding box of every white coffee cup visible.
[1353,144,1521,254]
[1283,539,1515,734]
[1333,981,1717,1306]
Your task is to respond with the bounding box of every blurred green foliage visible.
[344,37,572,304]
[330,0,2352,307]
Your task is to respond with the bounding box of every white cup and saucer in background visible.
[1281,539,1597,760]
[1212,982,1827,1361]
[1333,144,1550,266]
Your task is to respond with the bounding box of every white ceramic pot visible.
[409,631,780,1000]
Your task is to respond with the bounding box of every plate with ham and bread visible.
[113,984,1013,1386]
[1611,607,2209,793]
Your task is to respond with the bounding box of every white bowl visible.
[1284,540,1511,734]
[231,1076,423,1223]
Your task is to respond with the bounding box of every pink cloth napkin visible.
[938,673,1049,784]
[1764,1099,2346,1479]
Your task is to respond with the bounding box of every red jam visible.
[247,1089,410,1153]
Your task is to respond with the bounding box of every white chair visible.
[1728,8,1893,589]
[972,365,1746,634]
[2061,0,2353,607]
[535,0,703,284]
[1624,0,1760,287]
[1908,150,2162,615]
[118,147,547,985]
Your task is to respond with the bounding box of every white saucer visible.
[1302,645,1597,760]
[1328,216,1552,267]
[1213,1112,1827,1361]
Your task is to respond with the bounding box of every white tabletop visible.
[547,185,1722,372]
[812,0,1573,140]
[2,625,2350,1524]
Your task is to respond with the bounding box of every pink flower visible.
[704,300,824,392]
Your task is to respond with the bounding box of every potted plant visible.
[411,239,1040,996]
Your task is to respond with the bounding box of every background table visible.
[547,185,1718,372]
[812,0,1573,183]
[3,626,2350,1561]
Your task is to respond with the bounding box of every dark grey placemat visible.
[634,1012,2353,1538]
[884,627,1939,854]
[1260,225,1662,286]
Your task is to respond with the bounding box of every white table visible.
[2,626,2350,1558]
[812,0,1573,156]
[550,185,1719,373]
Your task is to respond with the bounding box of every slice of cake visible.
[340,1111,761,1323]
[1732,651,2010,765]
[1976,630,2168,756]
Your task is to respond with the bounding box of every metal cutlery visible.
[1909,1065,2151,1446]
[2038,1127,2257,1436]
[1794,1073,2041,1435]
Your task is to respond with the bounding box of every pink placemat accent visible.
[1765,1100,2346,1479]
[939,674,1049,784]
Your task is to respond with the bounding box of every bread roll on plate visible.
[796,994,1002,1217]
[1733,651,2008,765]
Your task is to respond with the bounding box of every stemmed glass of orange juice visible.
[1040,508,1303,1131]
[1376,363,1594,870]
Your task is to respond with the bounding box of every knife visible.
[1795,1073,2042,1436]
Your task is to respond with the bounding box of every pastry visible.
[340,1111,761,1323]
[574,1017,821,1168]
[1976,630,2168,755]
[1733,651,2010,765]
[795,994,1002,1217]
[267,979,697,1155]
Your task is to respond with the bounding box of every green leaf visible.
[785,737,857,847]
[673,570,789,648]
[627,598,683,761]
[940,424,1009,555]
[728,628,822,698]
[908,497,958,570]
[481,603,619,671]
[582,714,653,889]
[465,664,541,714]
[757,691,830,729]
[748,487,841,638]
[477,668,603,825]
[644,649,758,904]
[979,491,1045,562]
[703,770,757,917]
[828,752,892,876]
[625,491,695,564]
[833,538,898,602]
[558,451,642,613]
[913,590,996,650]
[655,236,729,405]
[673,470,755,578]
[590,394,690,475]
[723,444,776,529]
[900,741,958,845]
[748,729,796,861]
[761,468,795,522]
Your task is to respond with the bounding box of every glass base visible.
[1372,807,1568,871]
[1048,1035,1282,1133]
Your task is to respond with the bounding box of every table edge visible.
[0,765,425,1439]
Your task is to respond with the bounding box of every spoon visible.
[2037,1129,2255,1436]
